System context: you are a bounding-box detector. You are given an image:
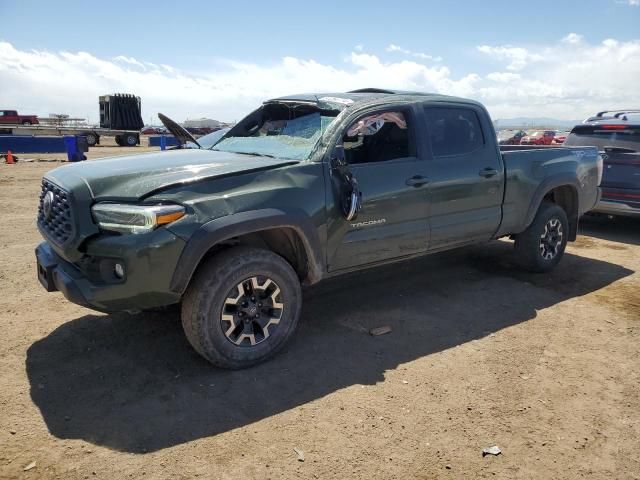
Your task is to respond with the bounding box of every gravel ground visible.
[1,147,638,479]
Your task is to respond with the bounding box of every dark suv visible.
[565,110,640,217]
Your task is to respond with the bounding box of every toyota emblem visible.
[43,191,54,219]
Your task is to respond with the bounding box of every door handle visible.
[479,168,498,178]
[405,175,429,187]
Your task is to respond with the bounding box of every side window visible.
[342,111,412,164]
[424,107,484,157]
[0,112,5,117]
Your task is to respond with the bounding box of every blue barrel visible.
[148,135,179,147]
[63,135,87,161]
[63,136,78,162]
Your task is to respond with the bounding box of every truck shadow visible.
[579,215,640,246]
[26,241,633,453]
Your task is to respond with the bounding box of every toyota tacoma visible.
[35,89,602,368]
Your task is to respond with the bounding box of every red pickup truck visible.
[0,109,39,125]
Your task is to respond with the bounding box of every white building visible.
[183,118,223,129]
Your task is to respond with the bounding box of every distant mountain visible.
[493,117,582,130]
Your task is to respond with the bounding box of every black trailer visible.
[0,93,145,147]
[0,124,141,147]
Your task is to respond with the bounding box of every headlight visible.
[91,203,186,234]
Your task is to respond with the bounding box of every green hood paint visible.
[45,149,298,201]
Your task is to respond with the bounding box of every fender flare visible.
[522,174,581,238]
[169,208,325,294]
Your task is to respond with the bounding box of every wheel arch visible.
[170,208,325,294]
[524,177,580,241]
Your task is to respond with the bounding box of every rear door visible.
[421,104,504,249]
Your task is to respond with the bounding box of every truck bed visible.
[496,144,601,237]
[499,144,566,152]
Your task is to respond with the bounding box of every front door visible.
[325,107,430,271]
[421,104,504,249]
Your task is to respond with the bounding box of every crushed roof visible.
[266,88,479,109]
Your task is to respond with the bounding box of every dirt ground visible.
[1,144,639,479]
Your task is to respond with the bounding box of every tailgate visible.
[601,152,640,190]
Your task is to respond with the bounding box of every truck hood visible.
[158,112,200,147]
[46,149,298,200]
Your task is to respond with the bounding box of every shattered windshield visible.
[213,107,337,160]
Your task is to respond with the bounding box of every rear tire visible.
[181,247,302,369]
[85,132,98,146]
[514,201,569,272]
[123,133,138,146]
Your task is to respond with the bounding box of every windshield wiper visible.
[227,151,277,159]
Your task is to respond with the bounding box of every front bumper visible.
[35,228,186,313]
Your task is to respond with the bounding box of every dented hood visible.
[46,149,297,200]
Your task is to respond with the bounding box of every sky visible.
[0,0,639,123]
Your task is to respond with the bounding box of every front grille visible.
[37,179,75,245]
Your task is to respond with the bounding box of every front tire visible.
[514,201,569,272]
[181,247,302,369]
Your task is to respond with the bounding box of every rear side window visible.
[565,125,640,151]
[424,107,484,157]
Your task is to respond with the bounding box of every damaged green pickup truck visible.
[36,88,602,368]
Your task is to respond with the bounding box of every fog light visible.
[114,263,125,279]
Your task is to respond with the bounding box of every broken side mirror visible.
[331,144,347,169]
[330,145,361,221]
[342,176,362,221]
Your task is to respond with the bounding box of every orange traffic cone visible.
[5,150,14,164]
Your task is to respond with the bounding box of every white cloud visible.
[623,0,639,5]
[0,42,461,122]
[386,44,442,62]
[386,43,413,56]
[562,33,583,45]
[476,36,640,119]
[486,72,521,83]
[113,55,145,69]
[0,35,639,122]
[477,44,543,71]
